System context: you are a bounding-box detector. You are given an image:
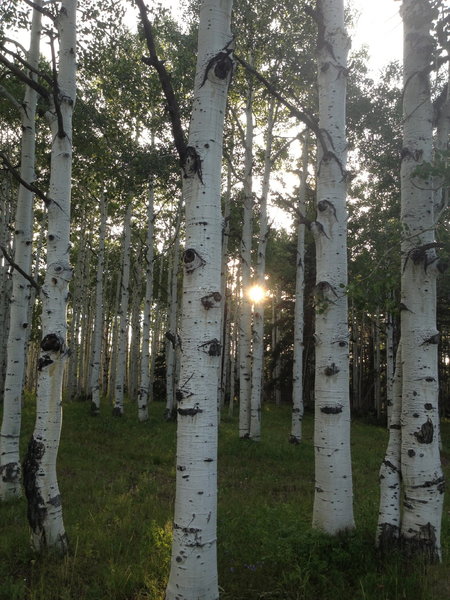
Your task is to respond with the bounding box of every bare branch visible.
[0,244,41,291]
[0,150,52,206]
[20,0,57,22]
[0,50,50,99]
[234,54,328,154]
[0,84,21,109]
[133,0,187,163]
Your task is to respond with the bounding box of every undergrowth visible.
[0,399,449,599]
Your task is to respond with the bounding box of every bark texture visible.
[399,0,444,561]
[165,1,233,597]
[0,1,41,501]
[290,133,309,444]
[23,0,76,553]
[312,0,354,534]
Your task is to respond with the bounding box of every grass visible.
[1,399,449,599]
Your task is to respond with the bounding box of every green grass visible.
[1,400,449,599]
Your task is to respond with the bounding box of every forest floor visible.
[1,398,449,600]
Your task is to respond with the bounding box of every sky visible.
[347,0,403,74]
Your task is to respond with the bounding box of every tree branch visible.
[20,0,57,22]
[0,244,41,291]
[133,0,187,163]
[0,150,52,206]
[0,84,21,110]
[0,50,50,100]
[234,54,328,154]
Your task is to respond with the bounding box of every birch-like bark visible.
[128,268,142,400]
[219,163,232,411]
[89,193,107,414]
[0,179,13,386]
[249,98,275,441]
[138,183,154,422]
[238,77,254,438]
[312,0,354,534]
[399,0,444,561]
[377,343,402,549]
[385,311,395,425]
[0,2,41,501]
[22,0,76,553]
[165,1,233,597]
[165,205,182,421]
[290,134,309,444]
[67,226,86,398]
[373,311,381,419]
[272,288,281,405]
[112,202,132,416]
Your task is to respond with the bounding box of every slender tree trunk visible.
[249,98,275,441]
[0,177,13,390]
[385,310,395,425]
[291,133,309,444]
[0,2,41,501]
[165,207,181,420]
[138,183,155,422]
[165,1,233,596]
[22,0,76,553]
[89,193,107,414]
[399,0,444,561]
[128,268,142,400]
[377,343,402,549]
[312,0,354,534]
[112,202,132,416]
[272,287,281,405]
[374,310,381,419]
[219,164,232,412]
[238,75,254,438]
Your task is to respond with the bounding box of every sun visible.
[247,285,266,304]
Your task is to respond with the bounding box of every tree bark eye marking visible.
[183,248,205,273]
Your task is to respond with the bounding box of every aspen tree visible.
[377,343,402,548]
[399,0,444,561]
[249,97,275,441]
[311,0,354,534]
[0,1,41,501]
[137,183,155,422]
[238,75,254,438]
[113,201,132,416]
[165,205,182,421]
[165,1,234,596]
[89,193,107,415]
[22,0,76,553]
[290,133,309,444]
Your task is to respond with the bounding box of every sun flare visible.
[247,285,266,304]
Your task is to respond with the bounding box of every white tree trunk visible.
[385,311,395,426]
[374,310,381,419]
[113,202,132,416]
[89,193,107,414]
[249,98,275,441]
[219,164,232,411]
[165,206,182,421]
[23,0,76,553]
[238,78,254,438]
[377,343,402,549]
[0,1,41,501]
[399,0,443,561]
[291,133,309,444]
[165,1,233,597]
[138,183,155,422]
[128,268,142,400]
[312,0,354,534]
